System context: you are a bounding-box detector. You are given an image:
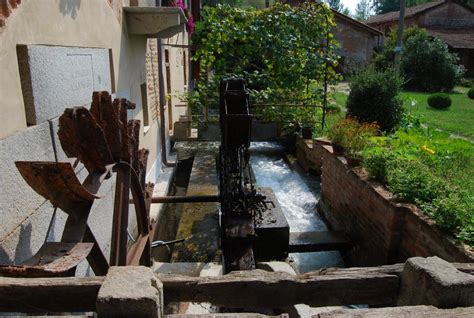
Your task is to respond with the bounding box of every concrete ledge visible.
[97,266,163,318]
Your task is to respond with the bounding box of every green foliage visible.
[386,158,442,203]
[355,0,371,21]
[459,78,474,88]
[192,3,340,126]
[362,127,474,245]
[346,67,403,132]
[427,93,452,109]
[468,88,474,100]
[374,27,465,92]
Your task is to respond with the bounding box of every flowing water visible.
[250,142,344,273]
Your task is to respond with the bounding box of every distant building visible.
[332,10,383,73]
[284,1,383,73]
[366,0,474,77]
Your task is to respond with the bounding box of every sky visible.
[341,0,359,14]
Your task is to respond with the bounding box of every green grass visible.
[400,88,474,138]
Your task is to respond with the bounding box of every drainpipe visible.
[157,38,176,167]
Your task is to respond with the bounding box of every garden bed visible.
[298,142,474,265]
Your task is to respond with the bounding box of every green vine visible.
[189,2,341,127]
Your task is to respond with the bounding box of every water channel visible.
[249,142,344,273]
[166,141,344,273]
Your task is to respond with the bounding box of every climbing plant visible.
[190,2,340,126]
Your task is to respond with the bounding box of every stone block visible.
[0,120,56,241]
[17,44,111,125]
[97,266,163,318]
[398,256,474,308]
[257,261,296,276]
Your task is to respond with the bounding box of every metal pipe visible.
[151,195,221,204]
[151,238,186,248]
[157,38,176,168]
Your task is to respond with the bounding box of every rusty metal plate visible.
[90,91,124,162]
[0,242,93,278]
[16,161,99,214]
[58,107,114,174]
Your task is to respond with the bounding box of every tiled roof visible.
[366,1,444,25]
[427,28,474,49]
[332,9,382,36]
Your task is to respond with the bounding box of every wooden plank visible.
[0,276,104,313]
[158,268,399,307]
[289,231,350,253]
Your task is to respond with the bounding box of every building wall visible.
[0,0,188,274]
[333,17,379,72]
[420,1,474,28]
[164,30,191,133]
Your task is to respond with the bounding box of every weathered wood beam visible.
[158,269,399,307]
[0,276,104,313]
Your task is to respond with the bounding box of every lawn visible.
[399,88,474,138]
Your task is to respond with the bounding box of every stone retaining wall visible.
[297,140,474,265]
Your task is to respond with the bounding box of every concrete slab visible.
[17,44,111,125]
[171,149,221,263]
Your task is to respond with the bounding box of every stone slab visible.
[398,256,474,308]
[316,305,474,317]
[0,120,56,241]
[18,44,111,125]
[97,266,163,318]
[257,261,296,276]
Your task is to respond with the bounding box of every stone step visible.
[288,231,350,253]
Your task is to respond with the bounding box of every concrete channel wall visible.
[296,137,474,266]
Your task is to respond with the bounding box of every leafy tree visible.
[372,0,398,14]
[373,27,465,92]
[325,0,351,15]
[355,0,372,20]
[191,3,340,124]
[326,0,345,12]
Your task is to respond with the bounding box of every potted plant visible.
[343,120,378,167]
[327,118,349,155]
[327,117,378,159]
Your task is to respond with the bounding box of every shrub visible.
[363,150,396,183]
[427,93,452,109]
[459,78,473,88]
[374,27,465,92]
[468,88,474,100]
[326,104,342,114]
[386,159,442,204]
[346,68,403,132]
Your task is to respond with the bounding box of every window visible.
[140,82,150,131]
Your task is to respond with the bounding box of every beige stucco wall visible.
[0,0,188,274]
[164,30,191,133]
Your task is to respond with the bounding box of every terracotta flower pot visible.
[346,156,362,167]
[332,144,345,155]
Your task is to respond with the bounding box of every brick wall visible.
[295,137,330,174]
[304,145,474,265]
